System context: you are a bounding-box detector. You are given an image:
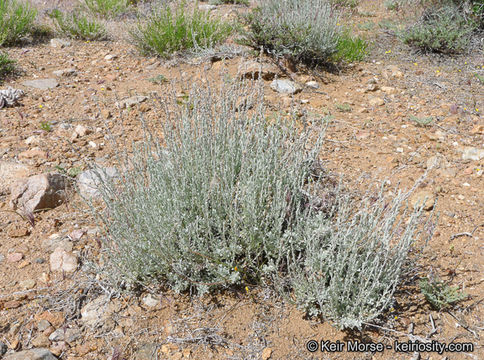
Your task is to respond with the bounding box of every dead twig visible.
[450,224,483,240]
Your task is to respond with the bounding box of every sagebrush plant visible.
[282,187,435,329]
[0,51,16,82]
[420,277,467,310]
[48,9,107,41]
[400,1,482,53]
[0,0,37,46]
[130,1,232,57]
[93,79,323,294]
[243,0,341,65]
[82,0,129,19]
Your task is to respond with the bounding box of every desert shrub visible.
[82,0,130,19]
[0,0,37,46]
[130,1,232,57]
[0,51,16,82]
[243,0,341,65]
[92,78,434,329]
[283,188,434,329]
[401,3,478,53]
[93,80,322,294]
[333,32,368,62]
[330,0,359,8]
[48,9,107,41]
[420,277,467,310]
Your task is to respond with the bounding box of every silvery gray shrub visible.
[244,0,340,64]
[92,78,434,328]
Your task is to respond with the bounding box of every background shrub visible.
[0,0,37,46]
[82,0,129,19]
[48,9,107,41]
[401,3,478,53]
[0,51,16,82]
[243,0,341,66]
[130,1,233,57]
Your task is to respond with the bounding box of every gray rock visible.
[270,79,301,94]
[134,343,158,360]
[77,167,118,199]
[50,38,71,48]
[305,81,319,89]
[48,328,81,344]
[0,161,33,195]
[117,95,148,109]
[22,79,59,90]
[52,69,77,77]
[462,147,484,161]
[3,348,57,360]
[10,173,66,214]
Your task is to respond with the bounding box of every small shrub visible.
[82,0,129,19]
[333,32,368,62]
[335,103,352,112]
[130,2,232,57]
[0,0,37,46]
[409,115,433,126]
[39,121,52,132]
[48,9,107,41]
[401,3,479,53]
[330,0,359,8]
[0,51,16,83]
[243,0,341,66]
[420,277,467,310]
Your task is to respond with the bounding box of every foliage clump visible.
[400,1,482,53]
[0,51,16,82]
[92,79,434,329]
[420,277,467,310]
[130,1,232,57]
[0,0,37,46]
[48,9,107,41]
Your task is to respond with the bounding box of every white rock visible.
[305,81,319,89]
[462,147,484,161]
[50,38,71,48]
[270,79,301,94]
[22,79,58,90]
[0,161,33,194]
[142,294,159,308]
[77,166,118,199]
[50,247,78,273]
[81,296,113,326]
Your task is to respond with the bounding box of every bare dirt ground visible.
[0,1,483,359]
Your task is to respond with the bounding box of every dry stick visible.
[362,322,431,343]
[446,311,479,339]
[450,223,483,240]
